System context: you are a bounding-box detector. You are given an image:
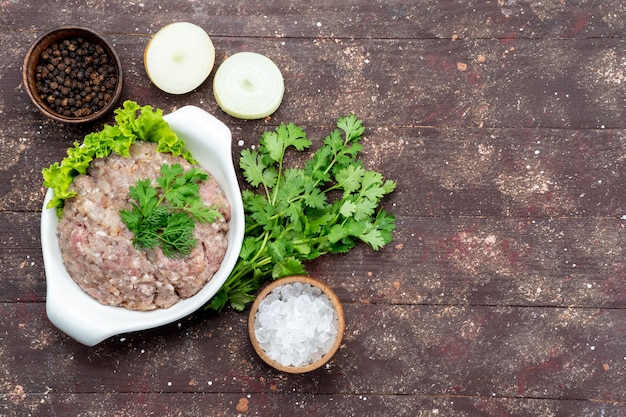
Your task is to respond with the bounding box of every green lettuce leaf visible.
[42,100,194,215]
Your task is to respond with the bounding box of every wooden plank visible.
[0,213,44,302]
[4,211,626,308]
[5,32,626,129]
[311,216,626,309]
[1,303,623,402]
[0,213,626,308]
[5,120,626,218]
[1,0,624,40]
[2,392,625,417]
[361,126,626,218]
[2,392,623,417]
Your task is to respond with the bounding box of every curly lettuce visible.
[42,100,196,215]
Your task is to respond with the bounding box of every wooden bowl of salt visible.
[248,275,345,373]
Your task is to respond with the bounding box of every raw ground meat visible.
[57,141,231,311]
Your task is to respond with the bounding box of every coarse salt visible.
[254,282,338,367]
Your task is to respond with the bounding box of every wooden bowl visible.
[22,26,123,124]
[248,275,345,373]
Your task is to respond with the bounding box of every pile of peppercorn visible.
[34,37,118,118]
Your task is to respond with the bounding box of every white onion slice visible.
[213,52,284,119]
[144,22,215,95]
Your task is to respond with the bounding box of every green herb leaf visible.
[239,149,276,189]
[207,115,396,312]
[120,163,222,259]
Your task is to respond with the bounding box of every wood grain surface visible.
[1,0,624,416]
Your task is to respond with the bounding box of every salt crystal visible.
[254,283,339,367]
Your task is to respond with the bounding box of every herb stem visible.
[270,152,285,207]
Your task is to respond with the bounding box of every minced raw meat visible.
[57,141,231,311]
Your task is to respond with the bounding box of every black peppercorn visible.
[34,36,118,118]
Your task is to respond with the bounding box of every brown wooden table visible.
[2,1,625,415]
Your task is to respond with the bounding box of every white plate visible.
[41,106,244,346]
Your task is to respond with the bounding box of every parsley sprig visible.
[208,115,396,311]
[120,163,221,259]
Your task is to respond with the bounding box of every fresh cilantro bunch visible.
[120,163,221,259]
[208,115,396,311]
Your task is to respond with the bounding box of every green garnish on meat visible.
[119,163,222,259]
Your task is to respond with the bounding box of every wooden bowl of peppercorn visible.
[23,26,123,124]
